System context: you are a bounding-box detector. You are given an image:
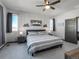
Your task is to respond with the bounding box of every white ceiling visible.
[1,0,79,17]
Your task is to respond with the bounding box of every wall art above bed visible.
[31,20,42,26]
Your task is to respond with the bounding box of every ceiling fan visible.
[36,0,61,11]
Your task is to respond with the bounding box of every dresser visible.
[65,48,79,59]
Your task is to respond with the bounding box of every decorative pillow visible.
[38,31,48,35]
[28,32,38,35]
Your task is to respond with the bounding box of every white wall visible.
[6,10,51,42]
[18,13,51,35]
[6,9,19,42]
[55,8,79,39]
[6,8,79,41]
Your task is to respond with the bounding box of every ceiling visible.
[1,0,79,17]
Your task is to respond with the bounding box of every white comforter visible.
[27,35,63,54]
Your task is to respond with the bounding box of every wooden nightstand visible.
[17,36,26,43]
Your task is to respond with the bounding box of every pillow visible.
[28,32,38,35]
[38,31,48,35]
[28,31,48,36]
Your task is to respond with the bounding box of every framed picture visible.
[31,20,42,26]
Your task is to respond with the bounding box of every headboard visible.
[26,29,46,35]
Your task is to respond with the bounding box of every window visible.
[49,18,56,31]
[50,19,53,31]
[12,14,18,31]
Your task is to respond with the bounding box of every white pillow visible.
[28,32,38,35]
[38,31,48,35]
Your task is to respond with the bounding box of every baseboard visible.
[0,43,7,49]
[0,41,18,50]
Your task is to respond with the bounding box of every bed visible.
[26,29,63,56]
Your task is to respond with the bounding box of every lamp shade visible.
[19,32,23,35]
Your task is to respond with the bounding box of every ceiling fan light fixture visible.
[45,5,50,9]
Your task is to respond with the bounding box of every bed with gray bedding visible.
[27,31,63,56]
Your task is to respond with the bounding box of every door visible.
[0,5,4,46]
[65,18,77,44]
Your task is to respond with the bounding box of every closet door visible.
[65,18,77,44]
[0,5,4,46]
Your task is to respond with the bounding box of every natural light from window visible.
[12,14,18,31]
[50,19,53,31]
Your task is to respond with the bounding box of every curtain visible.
[53,18,55,31]
[6,13,12,33]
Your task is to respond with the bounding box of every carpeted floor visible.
[0,41,79,59]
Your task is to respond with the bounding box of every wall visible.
[18,13,51,35]
[6,9,19,42]
[55,8,79,39]
[6,10,51,42]
[6,8,79,41]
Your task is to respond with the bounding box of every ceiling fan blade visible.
[44,0,49,4]
[36,5,45,7]
[50,6,55,10]
[49,0,60,5]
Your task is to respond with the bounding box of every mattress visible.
[27,34,63,55]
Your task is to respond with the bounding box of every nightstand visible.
[17,36,26,43]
